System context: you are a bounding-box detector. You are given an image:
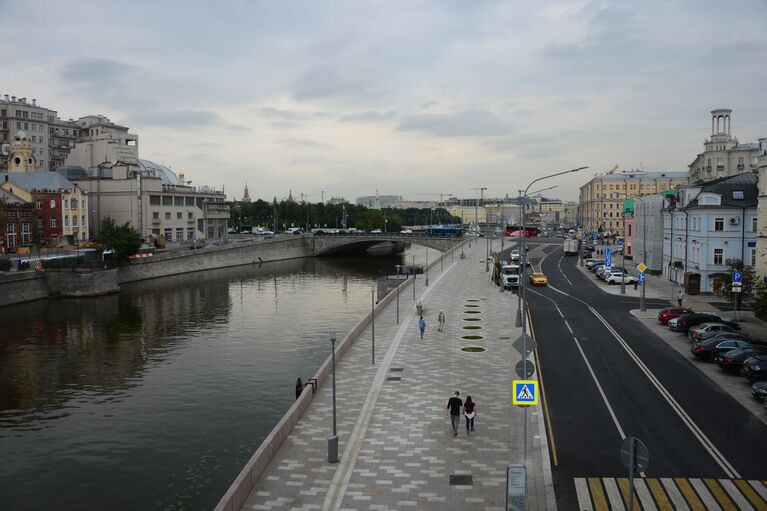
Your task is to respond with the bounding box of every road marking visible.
[661,478,692,511]
[604,478,627,510]
[588,306,741,479]
[321,261,457,511]
[557,253,574,286]
[528,312,559,467]
[646,478,675,511]
[617,478,641,510]
[588,477,609,511]
[690,478,722,510]
[704,479,738,510]
[676,478,708,511]
[575,478,594,511]
[564,320,573,334]
[746,480,767,505]
[720,479,755,510]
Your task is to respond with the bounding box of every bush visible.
[0,258,10,271]
[753,281,767,321]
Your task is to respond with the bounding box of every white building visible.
[633,194,668,273]
[662,172,758,293]
[356,194,402,209]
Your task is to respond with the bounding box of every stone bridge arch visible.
[310,234,461,256]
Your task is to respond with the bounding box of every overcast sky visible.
[2,0,766,202]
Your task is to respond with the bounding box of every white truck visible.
[501,264,521,288]
[563,237,579,256]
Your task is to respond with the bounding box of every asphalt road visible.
[497,237,767,510]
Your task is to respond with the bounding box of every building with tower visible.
[688,109,763,183]
[242,183,251,203]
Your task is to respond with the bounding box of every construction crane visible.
[414,192,454,203]
[607,164,619,174]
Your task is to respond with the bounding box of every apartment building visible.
[757,150,767,282]
[578,171,688,235]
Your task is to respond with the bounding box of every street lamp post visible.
[516,167,587,461]
[634,196,649,312]
[425,248,429,286]
[395,264,401,324]
[327,329,339,463]
[412,256,416,300]
[371,286,376,365]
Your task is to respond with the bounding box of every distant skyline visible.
[2,0,766,202]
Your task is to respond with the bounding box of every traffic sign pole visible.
[640,277,646,312]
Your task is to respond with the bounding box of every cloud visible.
[292,64,384,102]
[397,109,513,137]
[279,138,332,149]
[339,110,396,122]
[60,57,155,110]
[258,107,332,120]
[126,110,222,128]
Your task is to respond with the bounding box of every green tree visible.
[753,281,767,321]
[96,217,142,262]
[711,259,756,311]
[387,214,404,232]
[355,210,384,231]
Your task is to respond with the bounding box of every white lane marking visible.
[524,286,565,318]
[557,254,574,287]
[603,478,627,511]
[574,478,594,511]
[690,478,723,511]
[720,479,755,511]
[634,478,658,511]
[588,306,741,479]
[564,320,573,334]
[748,480,767,502]
[661,478,691,511]
[321,262,457,511]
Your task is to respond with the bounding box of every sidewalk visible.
[227,241,555,511]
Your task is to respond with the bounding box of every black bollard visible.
[295,377,304,399]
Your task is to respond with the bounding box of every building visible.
[356,194,402,209]
[64,115,139,168]
[633,194,668,273]
[242,183,251,203]
[578,171,688,235]
[688,109,764,183]
[326,196,349,205]
[662,173,759,293]
[0,187,34,253]
[757,147,767,282]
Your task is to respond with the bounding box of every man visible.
[677,289,685,307]
[446,391,463,437]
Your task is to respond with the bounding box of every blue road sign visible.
[637,272,646,282]
[593,232,598,241]
[512,380,538,406]
[605,248,613,268]
[732,272,743,283]
[617,240,623,246]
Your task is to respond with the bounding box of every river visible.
[0,246,431,511]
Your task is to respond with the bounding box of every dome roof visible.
[136,159,184,186]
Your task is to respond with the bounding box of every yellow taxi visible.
[529,272,548,286]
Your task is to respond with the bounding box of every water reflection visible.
[0,248,429,511]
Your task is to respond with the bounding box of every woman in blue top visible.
[419,316,426,339]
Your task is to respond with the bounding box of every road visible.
[497,237,767,510]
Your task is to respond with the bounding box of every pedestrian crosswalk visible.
[574,477,767,510]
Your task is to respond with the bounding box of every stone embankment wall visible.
[44,269,120,297]
[0,272,49,307]
[117,237,311,284]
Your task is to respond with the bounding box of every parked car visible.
[690,338,750,361]
[691,330,751,344]
[606,272,637,285]
[586,259,604,269]
[529,272,548,286]
[673,312,738,333]
[751,381,767,401]
[687,322,738,340]
[658,307,693,325]
[716,347,765,372]
[741,353,767,380]
[598,267,627,280]
[400,229,413,234]
[370,229,382,233]
[668,317,680,330]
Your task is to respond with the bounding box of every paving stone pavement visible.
[240,240,555,511]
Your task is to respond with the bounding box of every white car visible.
[510,249,521,262]
[605,271,636,285]
[400,229,413,234]
[371,229,382,233]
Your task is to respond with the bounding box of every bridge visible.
[309,232,463,255]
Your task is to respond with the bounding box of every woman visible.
[419,316,426,339]
[464,396,476,434]
[437,310,445,332]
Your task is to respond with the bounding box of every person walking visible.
[419,316,426,339]
[437,310,445,332]
[464,396,476,434]
[446,391,463,437]
[677,289,685,307]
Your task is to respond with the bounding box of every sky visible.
[2,0,766,203]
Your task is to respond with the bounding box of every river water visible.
[0,246,430,511]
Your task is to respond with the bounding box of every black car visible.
[715,347,765,372]
[691,330,751,344]
[741,353,767,380]
[690,338,750,361]
[752,381,767,401]
[674,312,738,333]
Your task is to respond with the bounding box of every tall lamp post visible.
[516,167,587,461]
[395,264,401,323]
[327,328,339,463]
[634,196,649,311]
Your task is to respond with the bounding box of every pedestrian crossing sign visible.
[512,380,538,406]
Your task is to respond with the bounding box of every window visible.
[165,212,171,220]
[81,215,85,227]
[176,228,184,240]
[753,217,758,232]
[71,199,78,209]
[64,199,68,209]
[64,216,69,227]
[174,197,184,206]
[150,195,161,206]
[72,216,78,226]
[50,218,57,228]
[50,200,56,209]
[6,224,16,234]
[164,228,172,241]
[751,249,757,267]
[713,248,724,265]
[714,218,724,231]
[35,201,42,209]
[153,212,159,220]
[185,197,195,206]
[162,196,173,206]
[177,212,182,219]
[37,218,43,228]
[732,191,744,200]
[21,223,30,233]
[187,228,194,240]
[188,212,194,219]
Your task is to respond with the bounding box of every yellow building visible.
[578,171,688,235]
[757,150,767,281]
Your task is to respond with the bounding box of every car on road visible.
[510,249,521,262]
[673,312,738,333]
[715,347,766,372]
[687,322,739,340]
[605,271,637,285]
[556,232,564,238]
[529,272,548,286]
[690,338,750,361]
[741,353,767,380]
[751,381,767,400]
[370,229,382,233]
[400,229,413,234]
[658,307,693,325]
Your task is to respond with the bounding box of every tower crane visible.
[607,164,619,174]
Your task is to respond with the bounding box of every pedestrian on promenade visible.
[677,289,685,307]
[437,310,445,332]
[633,279,638,290]
[464,396,476,434]
[419,316,426,339]
[445,391,463,437]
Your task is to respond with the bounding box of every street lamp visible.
[425,248,429,286]
[371,285,376,365]
[634,196,649,312]
[327,328,339,463]
[516,166,587,461]
[412,255,416,300]
[395,264,401,324]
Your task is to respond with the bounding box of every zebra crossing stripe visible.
[676,478,708,511]
[719,479,755,511]
[704,478,737,510]
[690,479,722,510]
[646,478,674,510]
[588,477,609,511]
[575,477,594,511]
[660,478,691,511]
[603,478,626,510]
[634,479,659,510]
[734,480,767,509]
[617,477,640,510]
[747,480,767,504]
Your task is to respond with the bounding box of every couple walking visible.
[445,391,477,437]
[417,310,446,339]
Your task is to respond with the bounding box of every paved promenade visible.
[235,240,555,510]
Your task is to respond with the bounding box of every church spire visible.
[242,182,251,203]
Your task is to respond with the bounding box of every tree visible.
[355,210,384,231]
[711,259,756,311]
[387,214,404,232]
[753,281,767,321]
[96,217,142,262]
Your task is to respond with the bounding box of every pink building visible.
[624,215,635,259]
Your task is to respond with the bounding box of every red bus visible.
[505,224,540,237]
